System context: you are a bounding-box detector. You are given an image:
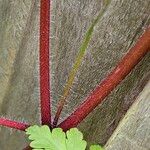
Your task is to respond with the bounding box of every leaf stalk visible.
[59,27,150,131]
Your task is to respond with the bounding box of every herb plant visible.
[0,0,149,149]
[26,125,104,150]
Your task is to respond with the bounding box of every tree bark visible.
[105,80,150,150]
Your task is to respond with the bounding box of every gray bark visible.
[105,80,150,150]
[0,0,40,149]
[0,0,149,149]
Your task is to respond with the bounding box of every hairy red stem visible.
[40,0,51,126]
[23,1,51,149]
[0,118,29,131]
[23,146,32,150]
[59,27,150,131]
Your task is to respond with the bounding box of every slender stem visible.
[40,0,51,126]
[0,118,29,131]
[53,1,111,127]
[23,146,32,150]
[58,27,150,131]
[24,2,52,149]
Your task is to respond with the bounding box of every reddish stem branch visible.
[23,146,32,150]
[24,1,52,149]
[59,27,150,131]
[40,0,51,126]
[0,118,29,131]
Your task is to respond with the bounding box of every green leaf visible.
[66,128,87,150]
[90,145,104,150]
[26,125,87,150]
[26,125,53,149]
[54,0,112,125]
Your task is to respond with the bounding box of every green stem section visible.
[53,0,111,127]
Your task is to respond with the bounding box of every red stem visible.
[0,1,51,149]
[59,27,150,131]
[23,1,52,149]
[0,118,29,131]
[40,0,51,126]
[23,146,32,150]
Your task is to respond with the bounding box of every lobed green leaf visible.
[26,126,87,150]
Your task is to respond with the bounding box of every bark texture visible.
[105,80,150,150]
[0,0,40,149]
[0,0,150,149]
